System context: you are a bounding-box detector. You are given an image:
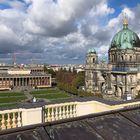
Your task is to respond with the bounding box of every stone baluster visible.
[12,112,16,128]
[67,105,70,118]
[55,107,58,120]
[59,106,62,119]
[17,112,21,127]
[1,114,6,130]
[63,106,66,119]
[61,106,63,119]
[6,113,11,129]
[69,105,72,118]
[74,104,77,117]
[47,108,50,122]
[72,105,75,117]
[51,108,54,121]
[66,105,69,118]
[49,108,52,121]
[57,107,60,120]
[70,105,72,117]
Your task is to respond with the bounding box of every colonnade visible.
[0,76,51,88]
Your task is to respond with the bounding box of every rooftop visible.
[0,106,140,140]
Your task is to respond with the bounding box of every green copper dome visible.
[111,19,140,49]
[87,48,96,54]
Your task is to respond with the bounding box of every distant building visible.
[0,65,51,90]
[85,17,140,99]
[48,64,85,73]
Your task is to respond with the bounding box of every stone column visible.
[33,77,34,86]
[39,77,41,86]
[107,73,111,89]
[125,74,128,94]
[35,77,37,86]
[21,78,23,86]
[15,78,17,86]
[37,77,40,86]
[2,78,3,87]
[12,78,14,87]
[7,78,10,86]
[49,76,51,86]
[43,77,45,85]
[5,78,7,87]
[37,77,39,86]
[31,77,33,86]
[24,77,27,86]
[18,78,20,86]
[27,78,29,86]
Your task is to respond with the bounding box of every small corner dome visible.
[87,48,96,54]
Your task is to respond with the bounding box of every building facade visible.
[85,17,140,99]
[0,65,51,90]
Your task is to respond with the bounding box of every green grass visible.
[31,88,71,100]
[31,89,60,95]
[0,92,23,97]
[0,96,26,104]
[0,88,71,107]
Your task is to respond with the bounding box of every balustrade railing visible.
[0,110,22,130]
[0,100,140,131]
[44,102,77,122]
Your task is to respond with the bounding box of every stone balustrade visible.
[0,100,140,131]
[0,109,22,130]
[44,102,77,122]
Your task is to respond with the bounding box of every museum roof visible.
[0,106,140,140]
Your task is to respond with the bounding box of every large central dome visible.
[110,18,140,49]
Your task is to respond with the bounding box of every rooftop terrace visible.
[0,106,140,140]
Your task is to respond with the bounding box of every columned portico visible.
[0,74,51,90]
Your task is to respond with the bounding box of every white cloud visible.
[0,0,140,64]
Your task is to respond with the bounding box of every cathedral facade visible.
[85,17,140,99]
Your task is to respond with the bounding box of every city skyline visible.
[0,0,140,64]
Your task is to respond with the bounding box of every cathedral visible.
[85,17,140,99]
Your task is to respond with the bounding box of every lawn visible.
[31,88,60,94]
[0,91,26,107]
[0,88,71,107]
[31,88,71,100]
[0,92,24,97]
[0,96,26,104]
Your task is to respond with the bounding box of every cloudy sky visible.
[0,0,140,64]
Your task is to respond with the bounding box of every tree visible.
[44,65,56,78]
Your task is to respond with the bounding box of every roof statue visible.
[123,13,128,29]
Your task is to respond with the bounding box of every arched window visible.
[93,58,95,63]
[121,56,124,61]
[130,56,132,61]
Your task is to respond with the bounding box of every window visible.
[93,58,95,63]
[130,56,132,61]
[121,56,124,61]
[130,76,133,82]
